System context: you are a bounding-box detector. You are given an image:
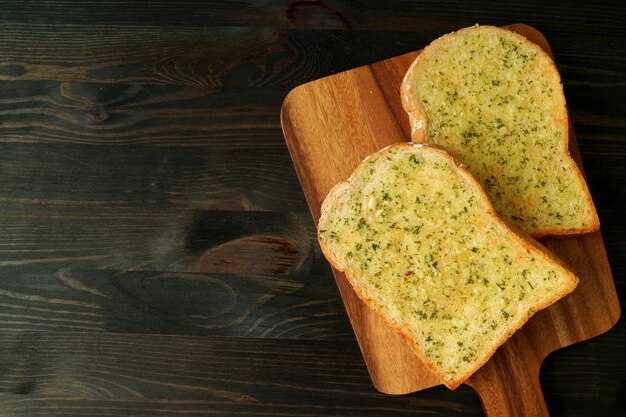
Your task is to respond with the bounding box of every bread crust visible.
[400,25,600,239]
[318,142,579,389]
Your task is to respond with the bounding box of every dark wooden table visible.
[0,2,624,416]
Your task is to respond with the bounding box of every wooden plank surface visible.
[281,23,620,415]
[0,1,625,417]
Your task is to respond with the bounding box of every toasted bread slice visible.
[401,25,599,238]
[318,143,578,389]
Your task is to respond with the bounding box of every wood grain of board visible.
[281,23,621,417]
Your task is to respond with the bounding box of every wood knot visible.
[188,235,300,275]
[286,0,352,29]
[89,104,108,122]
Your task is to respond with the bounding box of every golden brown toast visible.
[401,25,599,238]
[318,143,578,389]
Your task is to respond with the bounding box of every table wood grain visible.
[0,1,624,416]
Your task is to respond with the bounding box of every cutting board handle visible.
[467,340,550,417]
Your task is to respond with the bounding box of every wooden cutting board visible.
[280,24,620,417]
